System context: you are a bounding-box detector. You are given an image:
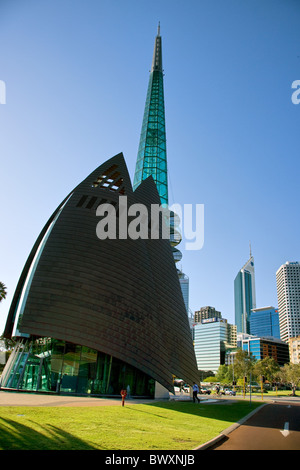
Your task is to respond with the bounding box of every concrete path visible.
[0,390,219,407]
[0,391,155,407]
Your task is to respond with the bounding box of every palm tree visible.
[0,282,7,302]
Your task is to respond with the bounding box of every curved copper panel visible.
[5,153,198,391]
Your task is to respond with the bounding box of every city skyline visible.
[0,1,299,334]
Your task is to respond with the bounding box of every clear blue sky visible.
[0,0,299,334]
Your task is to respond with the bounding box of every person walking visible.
[192,382,200,403]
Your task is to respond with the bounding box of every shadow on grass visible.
[142,399,263,424]
[0,417,98,450]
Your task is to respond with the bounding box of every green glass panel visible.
[133,69,168,206]
[1,338,155,398]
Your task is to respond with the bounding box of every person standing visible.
[192,382,200,403]
[120,389,127,406]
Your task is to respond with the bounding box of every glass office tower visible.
[250,306,280,339]
[234,252,256,334]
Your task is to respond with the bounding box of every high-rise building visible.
[193,318,237,374]
[133,24,188,310]
[234,249,256,334]
[250,306,280,339]
[276,261,300,343]
[194,306,222,324]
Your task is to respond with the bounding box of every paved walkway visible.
[0,391,155,407]
[0,390,218,407]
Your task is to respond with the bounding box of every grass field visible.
[0,400,262,450]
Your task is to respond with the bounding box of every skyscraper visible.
[178,269,189,312]
[276,261,300,343]
[234,248,256,334]
[133,24,188,309]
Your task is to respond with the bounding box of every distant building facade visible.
[240,334,289,366]
[288,336,300,364]
[193,318,237,374]
[178,270,189,313]
[234,251,256,334]
[250,306,280,339]
[194,306,222,323]
[276,261,300,343]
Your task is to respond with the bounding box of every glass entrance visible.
[1,337,155,398]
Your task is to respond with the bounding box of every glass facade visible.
[0,337,155,397]
[132,26,187,303]
[242,337,289,366]
[234,271,244,333]
[250,307,280,339]
[234,256,256,334]
[178,271,189,312]
[133,68,168,206]
[194,320,228,374]
[133,28,168,206]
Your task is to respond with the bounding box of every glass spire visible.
[133,23,168,206]
[133,25,189,314]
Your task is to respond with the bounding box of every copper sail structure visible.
[2,154,198,396]
[1,26,198,397]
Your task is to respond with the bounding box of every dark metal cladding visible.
[4,153,199,392]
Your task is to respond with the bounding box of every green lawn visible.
[0,400,262,450]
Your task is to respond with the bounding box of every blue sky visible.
[0,0,299,334]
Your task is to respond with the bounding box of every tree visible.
[254,357,280,384]
[203,376,218,383]
[233,349,256,380]
[215,364,234,385]
[279,363,300,396]
[0,282,7,303]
